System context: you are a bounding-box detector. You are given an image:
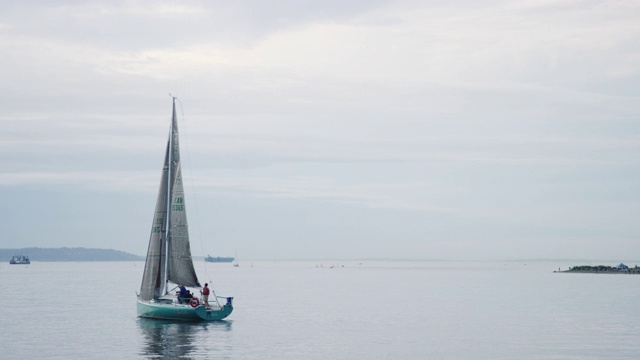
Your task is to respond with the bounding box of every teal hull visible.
[137,299,233,321]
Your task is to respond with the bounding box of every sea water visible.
[0,260,639,359]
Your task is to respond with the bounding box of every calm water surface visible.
[1,260,639,359]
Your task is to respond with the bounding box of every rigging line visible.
[210,287,222,307]
[176,98,214,284]
[162,96,176,295]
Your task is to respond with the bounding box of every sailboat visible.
[136,97,233,321]
[233,250,239,267]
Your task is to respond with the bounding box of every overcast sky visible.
[1,0,638,260]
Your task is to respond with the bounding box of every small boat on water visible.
[136,97,233,321]
[9,255,30,265]
[233,250,239,267]
[205,255,234,263]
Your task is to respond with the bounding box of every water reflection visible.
[137,318,232,359]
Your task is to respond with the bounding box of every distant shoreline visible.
[555,270,640,274]
[1,247,143,262]
[554,264,640,274]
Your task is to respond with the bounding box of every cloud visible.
[1,0,638,259]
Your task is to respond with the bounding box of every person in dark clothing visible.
[177,285,188,303]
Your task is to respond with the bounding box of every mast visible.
[162,97,176,295]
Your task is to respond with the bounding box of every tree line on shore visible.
[569,264,638,272]
[1,247,142,261]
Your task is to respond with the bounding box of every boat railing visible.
[216,296,234,307]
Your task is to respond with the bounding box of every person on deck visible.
[202,283,211,307]
[177,285,188,303]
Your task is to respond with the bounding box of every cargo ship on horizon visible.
[205,255,234,263]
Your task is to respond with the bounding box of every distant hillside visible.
[0,247,143,261]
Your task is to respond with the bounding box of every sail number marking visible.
[172,197,184,211]
[152,217,163,233]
